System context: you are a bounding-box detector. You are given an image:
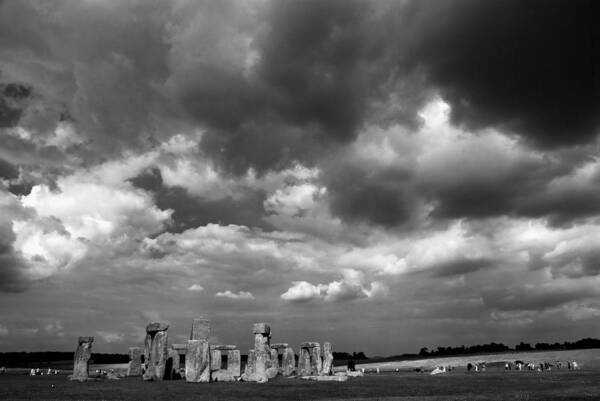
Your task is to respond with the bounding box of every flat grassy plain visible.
[1,369,600,400]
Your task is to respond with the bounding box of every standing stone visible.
[227,349,241,377]
[166,348,180,379]
[185,339,211,382]
[282,347,296,376]
[310,345,322,375]
[252,322,271,382]
[322,342,334,375]
[298,347,311,376]
[211,349,222,372]
[245,349,256,376]
[269,348,279,375]
[127,347,142,377]
[70,336,93,381]
[190,318,210,341]
[143,322,169,381]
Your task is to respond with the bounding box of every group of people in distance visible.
[508,360,579,371]
[29,368,59,376]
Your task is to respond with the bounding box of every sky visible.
[1,0,600,356]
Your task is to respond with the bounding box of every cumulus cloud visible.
[280,271,389,303]
[187,284,204,292]
[215,290,254,300]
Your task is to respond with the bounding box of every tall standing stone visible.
[227,349,241,377]
[244,349,256,376]
[166,348,180,379]
[322,342,334,375]
[211,349,222,372]
[190,318,210,341]
[298,347,311,376]
[269,348,279,378]
[185,340,210,382]
[252,323,271,382]
[310,345,322,375]
[127,347,142,377]
[143,322,169,381]
[70,336,93,381]
[281,347,296,376]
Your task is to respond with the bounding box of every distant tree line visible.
[332,351,368,360]
[418,338,600,357]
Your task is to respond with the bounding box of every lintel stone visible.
[210,344,238,351]
[146,322,169,332]
[270,343,289,349]
[252,323,270,334]
[300,341,320,348]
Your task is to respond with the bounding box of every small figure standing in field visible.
[467,363,473,372]
[572,361,579,370]
[347,360,355,372]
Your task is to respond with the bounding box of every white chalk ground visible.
[336,349,600,372]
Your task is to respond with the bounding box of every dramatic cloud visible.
[1,0,600,355]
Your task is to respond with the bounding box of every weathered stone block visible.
[252,323,270,334]
[245,349,256,376]
[310,345,322,375]
[270,343,289,349]
[165,348,180,380]
[298,347,311,376]
[266,348,278,379]
[282,347,296,376]
[254,350,269,382]
[185,339,210,382]
[254,333,271,354]
[143,330,168,381]
[146,322,169,333]
[172,343,188,352]
[70,336,93,381]
[190,318,210,341]
[211,349,222,371]
[227,349,241,377]
[322,342,334,376]
[211,370,235,382]
[127,347,142,377]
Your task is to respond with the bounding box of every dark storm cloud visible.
[431,258,494,278]
[0,158,17,180]
[171,0,427,174]
[406,0,600,147]
[326,163,418,227]
[130,168,273,232]
[0,200,28,292]
[0,83,30,128]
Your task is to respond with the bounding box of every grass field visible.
[2,349,600,400]
[1,369,600,400]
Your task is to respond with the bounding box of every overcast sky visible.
[1,0,600,356]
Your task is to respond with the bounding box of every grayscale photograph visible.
[0,0,599,399]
